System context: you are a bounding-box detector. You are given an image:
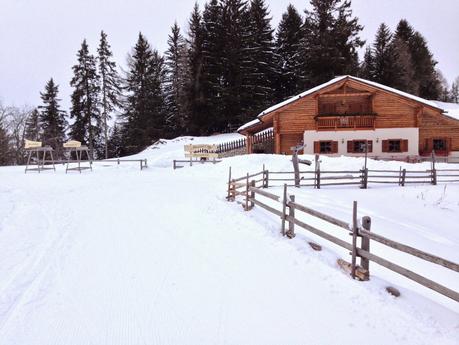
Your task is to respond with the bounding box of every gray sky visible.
[1,0,458,110]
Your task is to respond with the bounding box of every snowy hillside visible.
[0,133,458,345]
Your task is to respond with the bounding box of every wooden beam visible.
[318,92,373,98]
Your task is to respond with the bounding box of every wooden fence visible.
[227,178,459,302]
[227,165,459,194]
[217,138,247,154]
[217,129,274,155]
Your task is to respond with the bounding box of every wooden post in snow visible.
[287,195,296,238]
[281,184,287,236]
[227,166,232,200]
[351,201,358,279]
[360,216,371,280]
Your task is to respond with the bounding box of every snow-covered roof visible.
[238,75,446,132]
[430,100,459,121]
[238,118,262,132]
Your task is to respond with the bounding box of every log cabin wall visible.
[419,108,459,156]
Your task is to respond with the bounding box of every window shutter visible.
[332,141,338,153]
[382,140,389,152]
[347,140,354,153]
[367,140,373,153]
[447,137,452,151]
[314,141,320,154]
[401,139,409,152]
[426,139,432,152]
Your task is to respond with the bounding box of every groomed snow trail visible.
[0,138,458,344]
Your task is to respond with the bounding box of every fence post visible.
[351,201,358,279]
[316,167,321,189]
[287,195,296,238]
[226,166,232,200]
[431,151,437,185]
[360,168,368,189]
[265,170,269,188]
[281,184,287,236]
[248,180,255,210]
[117,158,120,165]
[244,173,249,211]
[401,169,406,187]
[360,216,371,281]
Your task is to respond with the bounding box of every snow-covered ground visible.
[0,133,458,344]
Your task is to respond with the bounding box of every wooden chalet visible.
[238,75,459,159]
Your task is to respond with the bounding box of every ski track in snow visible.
[0,135,458,344]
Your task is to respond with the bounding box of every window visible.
[388,140,401,152]
[347,140,373,153]
[382,139,408,153]
[320,141,332,153]
[314,141,338,154]
[354,140,371,153]
[433,139,447,151]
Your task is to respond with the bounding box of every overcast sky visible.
[1,0,458,110]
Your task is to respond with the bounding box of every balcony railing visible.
[316,115,376,130]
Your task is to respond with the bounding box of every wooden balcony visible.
[315,115,376,131]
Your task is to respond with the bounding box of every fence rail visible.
[99,158,148,170]
[227,178,459,302]
[227,165,459,193]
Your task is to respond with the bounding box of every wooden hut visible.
[238,75,459,159]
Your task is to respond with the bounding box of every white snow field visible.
[0,133,458,345]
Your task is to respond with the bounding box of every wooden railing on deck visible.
[316,115,376,130]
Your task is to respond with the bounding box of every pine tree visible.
[409,31,441,99]
[97,31,122,159]
[24,108,41,141]
[450,78,459,103]
[244,0,276,116]
[165,22,190,136]
[370,23,404,87]
[107,122,123,157]
[186,3,205,135]
[219,0,251,127]
[123,33,167,155]
[359,45,374,79]
[275,4,303,101]
[200,0,224,133]
[69,40,101,159]
[300,0,364,88]
[38,78,67,159]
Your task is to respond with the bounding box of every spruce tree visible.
[370,23,404,87]
[200,0,224,133]
[165,22,190,136]
[123,33,167,155]
[219,0,250,127]
[97,31,122,159]
[244,0,276,116]
[38,78,67,159]
[186,3,205,135]
[107,122,123,157]
[69,40,101,159]
[300,0,364,88]
[450,78,459,103]
[409,31,441,99]
[275,4,303,101]
[24,108,41,141]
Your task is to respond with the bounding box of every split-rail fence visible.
[226,167,459,303]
